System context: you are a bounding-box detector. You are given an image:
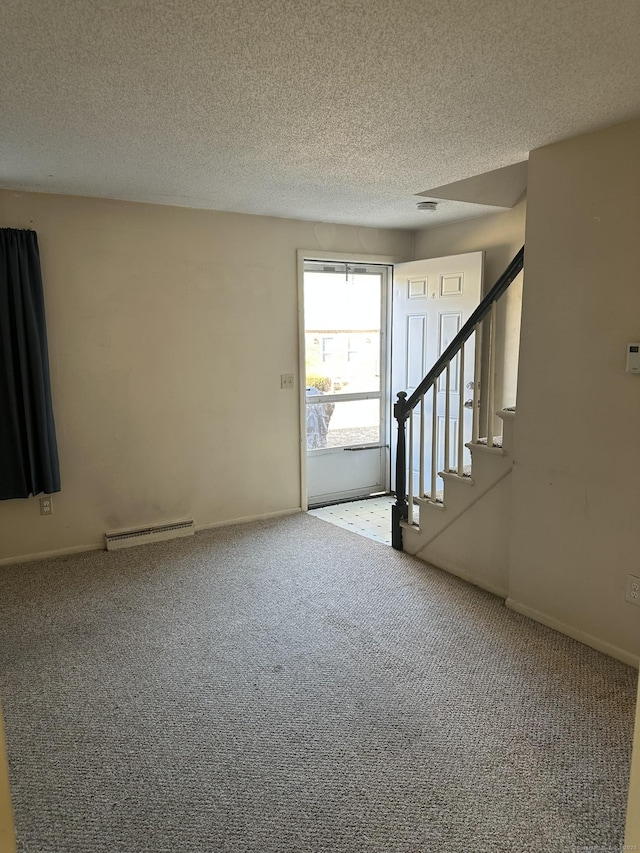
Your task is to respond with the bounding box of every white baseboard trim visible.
[0,542,103,567]
[0,508,304,567]
[421,554,508,600]
[506,598,640,669]
[195,507,302,532]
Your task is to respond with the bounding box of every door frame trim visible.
[296,249,402,511]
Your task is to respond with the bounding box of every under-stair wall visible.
[401,410,515,598]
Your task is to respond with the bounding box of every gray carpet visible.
[0,513,636,852]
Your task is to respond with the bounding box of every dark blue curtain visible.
[0,229,60,499]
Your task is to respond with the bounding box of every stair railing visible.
[392,247,524,550]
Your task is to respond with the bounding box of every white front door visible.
[303,261,390,507]
[391,252,483,492]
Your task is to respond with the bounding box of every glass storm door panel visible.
[303,262,390,506]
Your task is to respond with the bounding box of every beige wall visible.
[413,196,526,294]
[509,119,640,661]
[0,190,412,561]
[413,196,527,416]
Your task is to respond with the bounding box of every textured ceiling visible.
[1,0,639,229]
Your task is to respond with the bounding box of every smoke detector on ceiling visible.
[417,201,438,212]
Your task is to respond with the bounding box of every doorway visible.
[302,260,391,507]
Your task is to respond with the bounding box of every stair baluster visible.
[419,395,425,499]
[408,408,414,521]
[444,364,451,472]
[487,301,497,447]
[457,342,465,476]
[473,323,481,443]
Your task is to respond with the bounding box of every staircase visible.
[392,249,524,598]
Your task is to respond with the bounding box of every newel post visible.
[392,391,408,550]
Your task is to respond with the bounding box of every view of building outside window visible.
[304,271,382,450]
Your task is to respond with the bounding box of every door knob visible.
[464,399,474,409]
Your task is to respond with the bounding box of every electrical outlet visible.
[280,374,294,389]
[39,496,53,516]
[626,574,640,606]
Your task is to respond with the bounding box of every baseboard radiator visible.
[104,520,195,551]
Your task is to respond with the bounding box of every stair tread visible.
[442,465,472,477]
[476,436,503,448]
[416,491,444,503]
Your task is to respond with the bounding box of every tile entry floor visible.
[308,495,421,545]
[308,495,395,544]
